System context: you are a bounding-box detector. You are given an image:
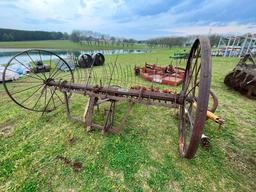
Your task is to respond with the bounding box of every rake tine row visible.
[107,55,119,88]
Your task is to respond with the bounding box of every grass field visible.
[0,40,147,50]
[0,48,255,191]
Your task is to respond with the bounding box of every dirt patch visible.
[0,120,15,135]
[56,155,82,172]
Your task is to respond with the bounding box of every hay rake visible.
[3,37,223,158]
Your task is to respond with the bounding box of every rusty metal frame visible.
[3,37,221,159]
[58,83,181,134]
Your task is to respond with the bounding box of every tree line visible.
[69,30,138,47]
[146,34,222,48]
[0,28,69,41]
[0,28,138,47]
[0,28,223,48]
[69,30,223,48]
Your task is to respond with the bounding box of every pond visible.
[0,48,149,65]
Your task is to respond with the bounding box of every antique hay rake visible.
[2,37,223,158]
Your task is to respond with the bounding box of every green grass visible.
[0,48,255,191]
[0,40,147,50]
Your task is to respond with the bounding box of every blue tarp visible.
[8,63,32,75]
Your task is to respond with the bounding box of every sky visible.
[0,0,255,40]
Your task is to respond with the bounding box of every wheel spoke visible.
[50,88,56,109]
[184,48,201,94]
[9,80,41,84]
[53,91,65,104]
[48,54,53,79]
[26,51,36,66]
[185,82,199,97]
[42,88,57,114]
[54,72,72,81]
[5,67,42,81]
[3,49,74,112]
[32,87,46,110]
[38,50,48,80]
[49,59,62,79]
[26,51,49,80]
[44,86,47,108]
[20,84,45,105]
[184,61,197,94]
[192,64,201,96]
[50,67,64,80]
[11,83,42,95]
[14,57,45,81]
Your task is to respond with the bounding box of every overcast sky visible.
[0,0,255,39]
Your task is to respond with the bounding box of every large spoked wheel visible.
[179,37,212,158]
[3,50,74,112]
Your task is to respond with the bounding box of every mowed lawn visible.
[0,40,146,50]
[0,48,255,191]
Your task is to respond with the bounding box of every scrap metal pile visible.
[224,53,256,99]
[2,37,223,159]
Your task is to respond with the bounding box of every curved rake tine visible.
[122,65,127,88]
[100,62,107,86]
[76,65,82,83]
[118,63,125,86]
[95,68,100,85]
[125,65,130,88]
[133,65,137,86]
[79,67,84,83]
[106,63,112,85]
[119,63,125,87]
[85,54,97,87]
[84,68,90,83]
[108,55,119,87]
[117,63,123,85]
[80,67,87,83]
[92,69,97,85]
[113,63,118,85]
[107,62,114,87]
[99,63,105,86]
[132,63,136,87]
[112,62,119,85]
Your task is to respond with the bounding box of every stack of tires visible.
[78,53,105,68]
